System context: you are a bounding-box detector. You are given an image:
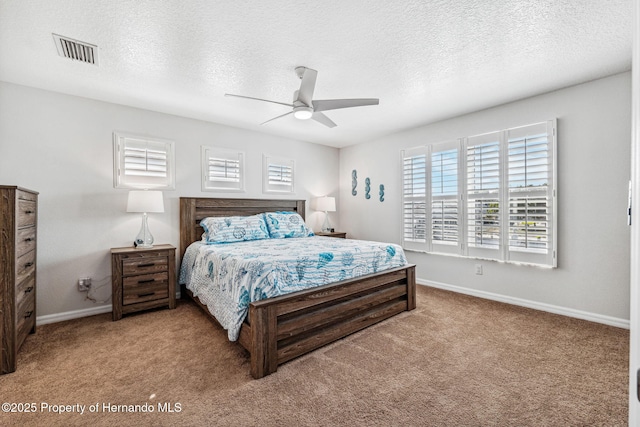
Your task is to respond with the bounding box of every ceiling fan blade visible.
[311,112,337,128]
[296,67,317,107]
[225,93,293,108]
[312,98,379,112]
[260,111,294,125]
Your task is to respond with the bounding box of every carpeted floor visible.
[0,285,629,426]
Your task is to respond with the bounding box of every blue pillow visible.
[200,214,269,244]
[263,211,314,239]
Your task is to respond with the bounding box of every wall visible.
[340,72,632,324]
[0,82,340,321]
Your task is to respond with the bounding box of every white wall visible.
[340,72,632,323]
[0,82,340,319]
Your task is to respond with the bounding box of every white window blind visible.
[263,155,294,193]
[506,122,554,265]
[201,147,244,192]
[400,120,556,267]
[402,147,427,250]
[113,132,175,189]
[466,133,501,259]
[431,143,460,253]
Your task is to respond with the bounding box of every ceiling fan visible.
[225,66,379,128]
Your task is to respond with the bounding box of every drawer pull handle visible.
[24,311,33,319]
[138,278,155,284]
[138,292,155,298]
[138,263,155,268]
[24,210,34,214]
[24,237,33,242]
[24,287,33,294]
[24,262,34,268]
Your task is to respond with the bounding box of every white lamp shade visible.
[127,190,164,213]
[315,196,336,212]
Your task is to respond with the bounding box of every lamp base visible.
[321,211,332,233]
[134,212,155,248]
[134,243,154,249]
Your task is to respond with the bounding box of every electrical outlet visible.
[474,264,483,275]
[78,277,92,292]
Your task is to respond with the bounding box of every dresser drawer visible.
[16,250,36,285]
[16,292,35,349]
[16,273,35,308]
[122,272,169,305]
[122,255,168,276]
[16,227,36,258]
[17,199,37,228]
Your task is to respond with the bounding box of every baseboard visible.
[419,278,630,330]
[36,290,182,326]
[36,305,112,326]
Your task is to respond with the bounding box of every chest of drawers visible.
[111,245,176,320]
[0,186,38,374]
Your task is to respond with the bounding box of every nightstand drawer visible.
[123,272,169,305]
[122,255,168,276]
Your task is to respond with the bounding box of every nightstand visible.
[315,231,347,239]
[111,244,176,321]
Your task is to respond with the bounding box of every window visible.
[402,147,427,250]
[466,132,501,259]
[201,146,244,192]
[401,120,556,267]
[113,132,175,189]
[263,155,294,193]
[430,141,461,254]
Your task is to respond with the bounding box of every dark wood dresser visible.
[0,186,38,374]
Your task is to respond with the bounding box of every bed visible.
[179,197,416,378]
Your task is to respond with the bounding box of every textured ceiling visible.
[0,0,633,148]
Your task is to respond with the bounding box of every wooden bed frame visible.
[179,197,416,379]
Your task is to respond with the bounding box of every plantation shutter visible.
[400,120,556,267]
[431,142,460,254]
[466,132,501,260]
[263,155,294,193]
[201,147,244,191]
[401,147,427,250]
[113,132,175,189]
[506,121,556,266]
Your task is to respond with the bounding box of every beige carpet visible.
[0,285,629,426]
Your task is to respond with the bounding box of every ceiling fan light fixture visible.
[293,106,313,120]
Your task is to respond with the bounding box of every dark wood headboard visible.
[179,197,306,261]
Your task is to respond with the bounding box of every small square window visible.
[113,131,175,189]
[263,155,294,193]
[201,146,245,192]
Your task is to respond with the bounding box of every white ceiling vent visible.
[52,33,98,65]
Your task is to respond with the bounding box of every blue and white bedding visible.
[179,236,408,341]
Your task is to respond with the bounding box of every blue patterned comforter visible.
[179,236,408,341]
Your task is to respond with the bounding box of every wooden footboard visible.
[242,264,415,378]
[186,264,415,379]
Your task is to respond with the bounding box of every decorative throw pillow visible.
[200,214,269,244]
[263,211,314,239]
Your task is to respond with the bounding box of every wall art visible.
[351,169,358,196]
[365,177,371,199]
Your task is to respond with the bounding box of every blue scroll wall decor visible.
[351,170,357,196]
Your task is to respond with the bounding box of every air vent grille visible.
[52,33,98,65]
